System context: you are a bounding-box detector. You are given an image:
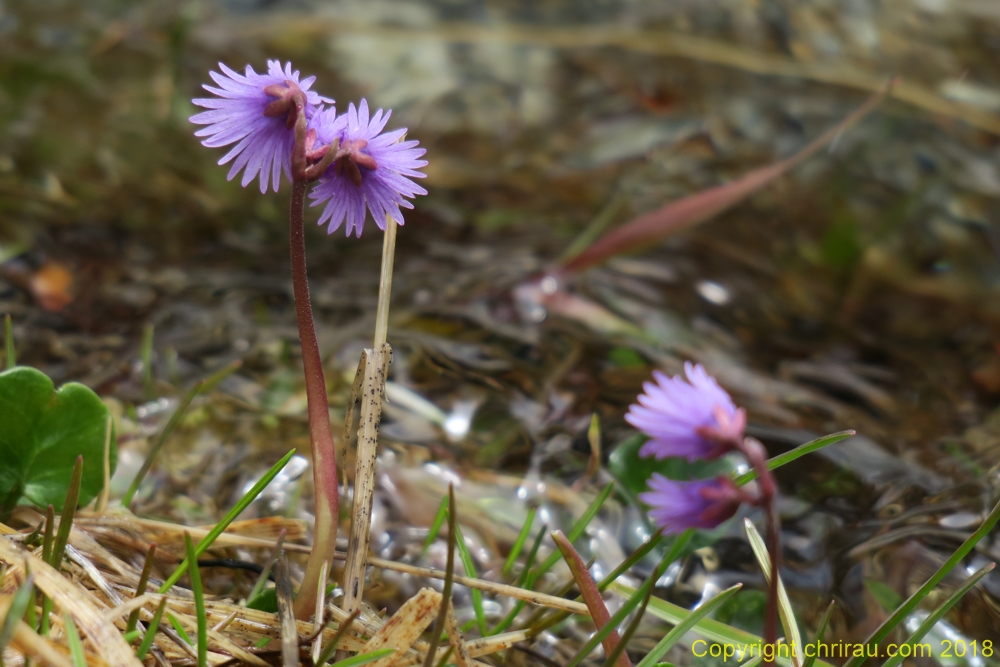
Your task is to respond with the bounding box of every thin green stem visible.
[3,314,14,369]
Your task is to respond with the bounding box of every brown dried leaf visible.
[552,530,630,667]
[361,587,441,667]
[560,83,890,274]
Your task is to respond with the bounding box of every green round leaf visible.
[0,367,116,509]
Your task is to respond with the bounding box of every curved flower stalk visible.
[191,62,426,620]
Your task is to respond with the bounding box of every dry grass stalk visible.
[360,587,439,667]
[275,555,300,667]
[397,631,530,667]
[96,415,113,514]
[162,597,370,652]
[0,595,74,667]
[342,343,391,615]
[159,600,268,667]
[86,512,590,613]
[444,604,473,667]
[343,214,398,624]
[103,592,158,622]
[312,559,329,664]
[0,519,535,667]
[0,538,141,667]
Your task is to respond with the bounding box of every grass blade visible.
[881,562,994,667]
[126,543,156,633]
[453,517,486,636]
[420,495,449,559]
[159,449,295,592]
[4,314,14,368]
[635,584,742,667]
[168,613,192,644]
[598,528,670,592]
[744,519,802,667]
[136,597,168,661]
[39,505,54,634]
[201,358,243,394]
[733,431,855,486]
[63,614,86,667]
[490,522,548,635]
[315,609,361,666]
[601,575,654,667]
[564,563,664,667]
[528,528,690,639]
[247,529,285,604]
[141,323,155,400]
[801,601,835,667]
[327,647,396,667]
[96,415,113,513]
[0,570,35,653]
[122,380,204,508]
[502,507,536,577]
[553,530,629,667]
[41,505,54,566]
[514,523,546,589]
[184,533,208,667]
[843,496,1000,667]
[423,486,457,667]
[536,483,614,578]
[432,645,455,667]
[613,582,811,667]
[50,456,83,567]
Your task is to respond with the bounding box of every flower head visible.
[639,475,741,533]
[191,61,331,193]
[308,100,427,237]
[625,362,744,461]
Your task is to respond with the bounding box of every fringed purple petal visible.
[308,97,427,237]
[626,362,741,461]
[190,60,328,193]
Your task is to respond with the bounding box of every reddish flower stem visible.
[739,440,780,667]
[288,179,339,619]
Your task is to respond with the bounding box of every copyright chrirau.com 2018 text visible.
[691,638,994,662]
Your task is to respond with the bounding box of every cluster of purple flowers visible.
[626,362,749,533]
[190,60,427,237]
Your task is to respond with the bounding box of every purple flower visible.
[625,362,744,461]
[191,61,331,194]
[639,475,741,533]
[308,100,428,237]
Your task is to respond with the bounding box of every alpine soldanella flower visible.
[191,61,427,620]
[639,475,743,533]
[190,60,331,192]
[625,362,746,461]
[308,100,428,237]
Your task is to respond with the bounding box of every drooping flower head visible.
[191,61,331,193]
[308,100,428,237]
[639,475,741,533]
[626,362,745,461]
